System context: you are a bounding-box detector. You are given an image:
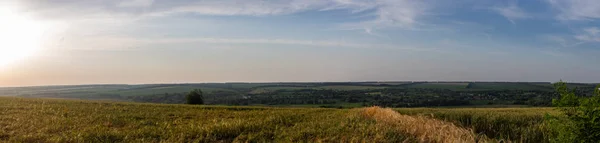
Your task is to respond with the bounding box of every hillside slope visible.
[0,97,488,143]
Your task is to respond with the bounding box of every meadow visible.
[0,96,567,143]
[396,108,557,142]
[0,97,409,142]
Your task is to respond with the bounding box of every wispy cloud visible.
[539,28,600,49]
[492,4,530,24]
[149,0,430,31]
[59,36,438,52]
[541,50,569,57]
[148,0,329,16]
[16,0,432,33]
[575,27,600,42]
[546,0,600,21]
[143,37,441,52]
[332,0,431,32]
[539,35,584,48]
[117,0,154,8]
[149,37,370,48]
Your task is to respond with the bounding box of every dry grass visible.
[0,97,414,142]
[3,97,555,143]
[361,107,487,143]
[395,108,556,142]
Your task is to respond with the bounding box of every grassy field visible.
[395,108,557,142]
[0,97,411,142]
[0,97,567,142]
[14,97,574,142]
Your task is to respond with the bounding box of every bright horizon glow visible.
[0,6,45,67]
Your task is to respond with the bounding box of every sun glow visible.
[0,6,46,67]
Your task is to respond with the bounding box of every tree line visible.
[121,87,598,107]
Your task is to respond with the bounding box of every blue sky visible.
[0,0,599,86]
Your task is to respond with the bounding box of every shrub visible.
[545,81,600,142]
[186,89,204,105]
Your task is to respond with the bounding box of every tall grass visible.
[0,97,413,142]
[395,108,558,142]
[361,107,486,143]
[0,97,558,142]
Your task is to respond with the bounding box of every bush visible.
[186,89,204,105]
[545,81,600,142]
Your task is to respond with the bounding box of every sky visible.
[0,0,599,86]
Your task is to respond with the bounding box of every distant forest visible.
[2,82,598,108]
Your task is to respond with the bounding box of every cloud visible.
[15,0,431,32]
[540,28,600,48]
[583,27,600,35]
[8,0,442,53]
[575,27,600,42]
[12,0,145,25]
[150,37,370,48]
[148,0,429,31]
[541,50,569,57]
[539,35,584,48]
[546,0,600,21]
[117,0,154,8]
[492,4,530,24]
[58,36,438,52]
[331,0,430,31]
[148,0,331,16]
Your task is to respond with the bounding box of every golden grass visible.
[361,107,487,143]
[395,108,556,142]
[3,97,557,143]
[0,97,415,142]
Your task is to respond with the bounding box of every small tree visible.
[546,81,600,142]
[186,89,204,105]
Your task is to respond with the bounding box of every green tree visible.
[186,89,204,105]
[546,81,600,142]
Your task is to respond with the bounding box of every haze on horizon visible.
[1,0,599,87]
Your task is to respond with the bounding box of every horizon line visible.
[2,80,598,88]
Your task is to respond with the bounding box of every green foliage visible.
[185,89,204,105]
[403,82,469,90]
[6,82,598,107]
[546,81,600,142]
[467,82,554,90]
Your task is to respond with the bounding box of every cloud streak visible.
[575,27,600,42]
[547,0,600,21]
[492,4,530,24]
[148,0,329,16]
[58,36,438,52]
[540,35,584,48]
[117,0,155,8]
[14,0,431,32]
[149,0,431,31]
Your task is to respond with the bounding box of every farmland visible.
[0,97,497,142]
[0,97,398,142]
[3,96,580,142]
[1,82,597,108]
[1,81,597,142]
[0,97,567,142]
